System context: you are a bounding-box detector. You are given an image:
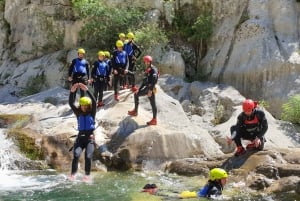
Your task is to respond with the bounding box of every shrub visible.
[281,95,300,123]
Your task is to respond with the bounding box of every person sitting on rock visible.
[127,55,158,126]
[227,99,268,156]
[69,83,96,182]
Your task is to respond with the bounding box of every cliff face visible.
[0,0,300,117]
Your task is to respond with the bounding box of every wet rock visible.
[247,174,272,190]
[266,176,300,193]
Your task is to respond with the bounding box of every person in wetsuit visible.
[69,83,96,182]
[127,55,158,126]
[68,48,90,97]
[227,99,268,156]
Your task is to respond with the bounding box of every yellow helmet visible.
[97,51,105,57]
[119,33,125,38]
[209,168,228,181]
[79,97,91,106]
[78,48,85,54]
[116,40,124,47]
[104,51,111,58]
[127,32,134,39]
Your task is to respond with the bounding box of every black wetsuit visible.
[124,40,142,87]
[69,90,96,176]
[91,60,109,102]
[133,65,158,119]
[111,49,129,95]
[68,58,90,97]
[231,108,268,150]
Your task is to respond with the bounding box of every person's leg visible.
[113,75,119,95]
[134,87,148,112]
[148,93,157,119]
[71,140,83,175]
[98,80,105,103]
[84,140,95,176]
[93,80,100,102]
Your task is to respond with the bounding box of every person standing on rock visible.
[128,55,158,126]
[69,83,96,182]
[68,48,90,97]
[227,99,268,156]
[111,40,129,101]
[91,51,110,107]
[124,32,142,92]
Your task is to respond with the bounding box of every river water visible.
[0,130,299,201]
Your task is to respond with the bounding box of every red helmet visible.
[242,99,255,113]
[143,55,152,63]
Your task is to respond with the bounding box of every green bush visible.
[72,0,144,50]
[281,95,300,123]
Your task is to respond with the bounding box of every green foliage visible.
[134,23,168,70]
[72,0,144,50]
[258,99,269,109]
[281,95,300,123]
[8,128,43,160]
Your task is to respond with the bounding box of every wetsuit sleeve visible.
[207,186,222,198]
[86,90,97,118]
[68,59,76,77]
[257,110,268,138]
[69,91,80,116]
[133,42,142,58]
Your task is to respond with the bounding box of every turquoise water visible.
[1,170,299,201]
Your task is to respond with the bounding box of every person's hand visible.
[113,69,118,75]
[147,90,152,97]
[88,79,93,84]
[254,137,261,148]
[124,69,128,74]
[78,83,88,91]
[226,136,233,144]
[70,83,78,92]
[68,76,72,82]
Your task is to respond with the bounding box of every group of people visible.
[67,32,159,182]
[67,33,269,198]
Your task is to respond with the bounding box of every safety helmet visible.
[242,99,255,113]
[78,48,85,54]
[119,33,125,38]
[116,40,124,47]
[79,97,91,106]
[143,55,152,63]
[209,168,228,181]
[97,51,105,57]
[127,32,134,39]
[104,51,111,58]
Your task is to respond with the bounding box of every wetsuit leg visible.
[93,80,100,102]
[231,126,255,147]
[148,93,157,119]
[71,139,83,175]
[134,86,148,111]
[98,80,105,102]
[84,140,95,175]
[113,74,120,95]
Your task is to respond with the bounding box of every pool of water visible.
[0,170,299,201]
